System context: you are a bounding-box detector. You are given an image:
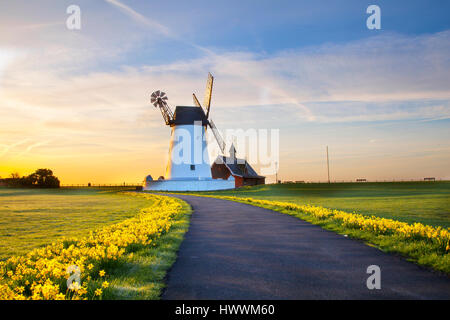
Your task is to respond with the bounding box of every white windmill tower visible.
[144,73,234,191]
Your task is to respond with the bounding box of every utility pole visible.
[326,146,330,183]
[275,161,278,184]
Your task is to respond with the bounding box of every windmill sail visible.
[192,93,202,108]
[203,73,214,119]
[151,90,173,125]
[208,119,225,154]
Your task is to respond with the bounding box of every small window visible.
[190,165,195,170]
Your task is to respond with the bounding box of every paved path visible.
[162,195,450,300]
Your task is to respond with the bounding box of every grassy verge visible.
[0,193,191,300]
[104,197,191,300]
[0,187,153,259]
[176,193,450,275]
[180,182,450,228]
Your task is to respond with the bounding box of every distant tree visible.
[35,169,52,184]
[33,169,60,188]
[3,169,60,188]
[10,172,20,179]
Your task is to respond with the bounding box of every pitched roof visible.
[172,106,208,126]
[214,156,265,179]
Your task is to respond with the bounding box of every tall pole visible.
[326,146,330,183]
[275,161,278,184]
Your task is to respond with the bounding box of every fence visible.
[60,183,142,188]
[274,178,448,184]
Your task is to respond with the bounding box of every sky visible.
[0,0,449,184]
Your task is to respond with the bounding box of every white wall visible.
[165,124,213,180]
[144,178,235,191]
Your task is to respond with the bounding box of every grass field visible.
[0,187,153,259]
[192,182,450,228]
[0,191,191,299]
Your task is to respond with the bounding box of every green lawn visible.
[105,198,191,300]
[190,182,450,228]
[184,182,450,273]
[0,190,192,299]
[0,187,153,259]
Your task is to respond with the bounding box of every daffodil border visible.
[0,193,188,300]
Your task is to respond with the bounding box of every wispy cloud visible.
[1,1,449,182]
[102,0,313,118]
[15,21,62,30]
[104,0,171,36]
[0,139,31,157]
[16,140,52,158]
[2,31,450,128]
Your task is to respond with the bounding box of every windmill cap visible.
[172,106,208,126]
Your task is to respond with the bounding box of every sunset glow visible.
[1,1,449,184]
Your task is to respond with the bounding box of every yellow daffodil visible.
[0,194,180,300]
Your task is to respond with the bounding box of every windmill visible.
[146,73,236,191]
[151,73,227,155]
[150,90,173,125]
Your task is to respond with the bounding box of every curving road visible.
[162,195,450,300]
